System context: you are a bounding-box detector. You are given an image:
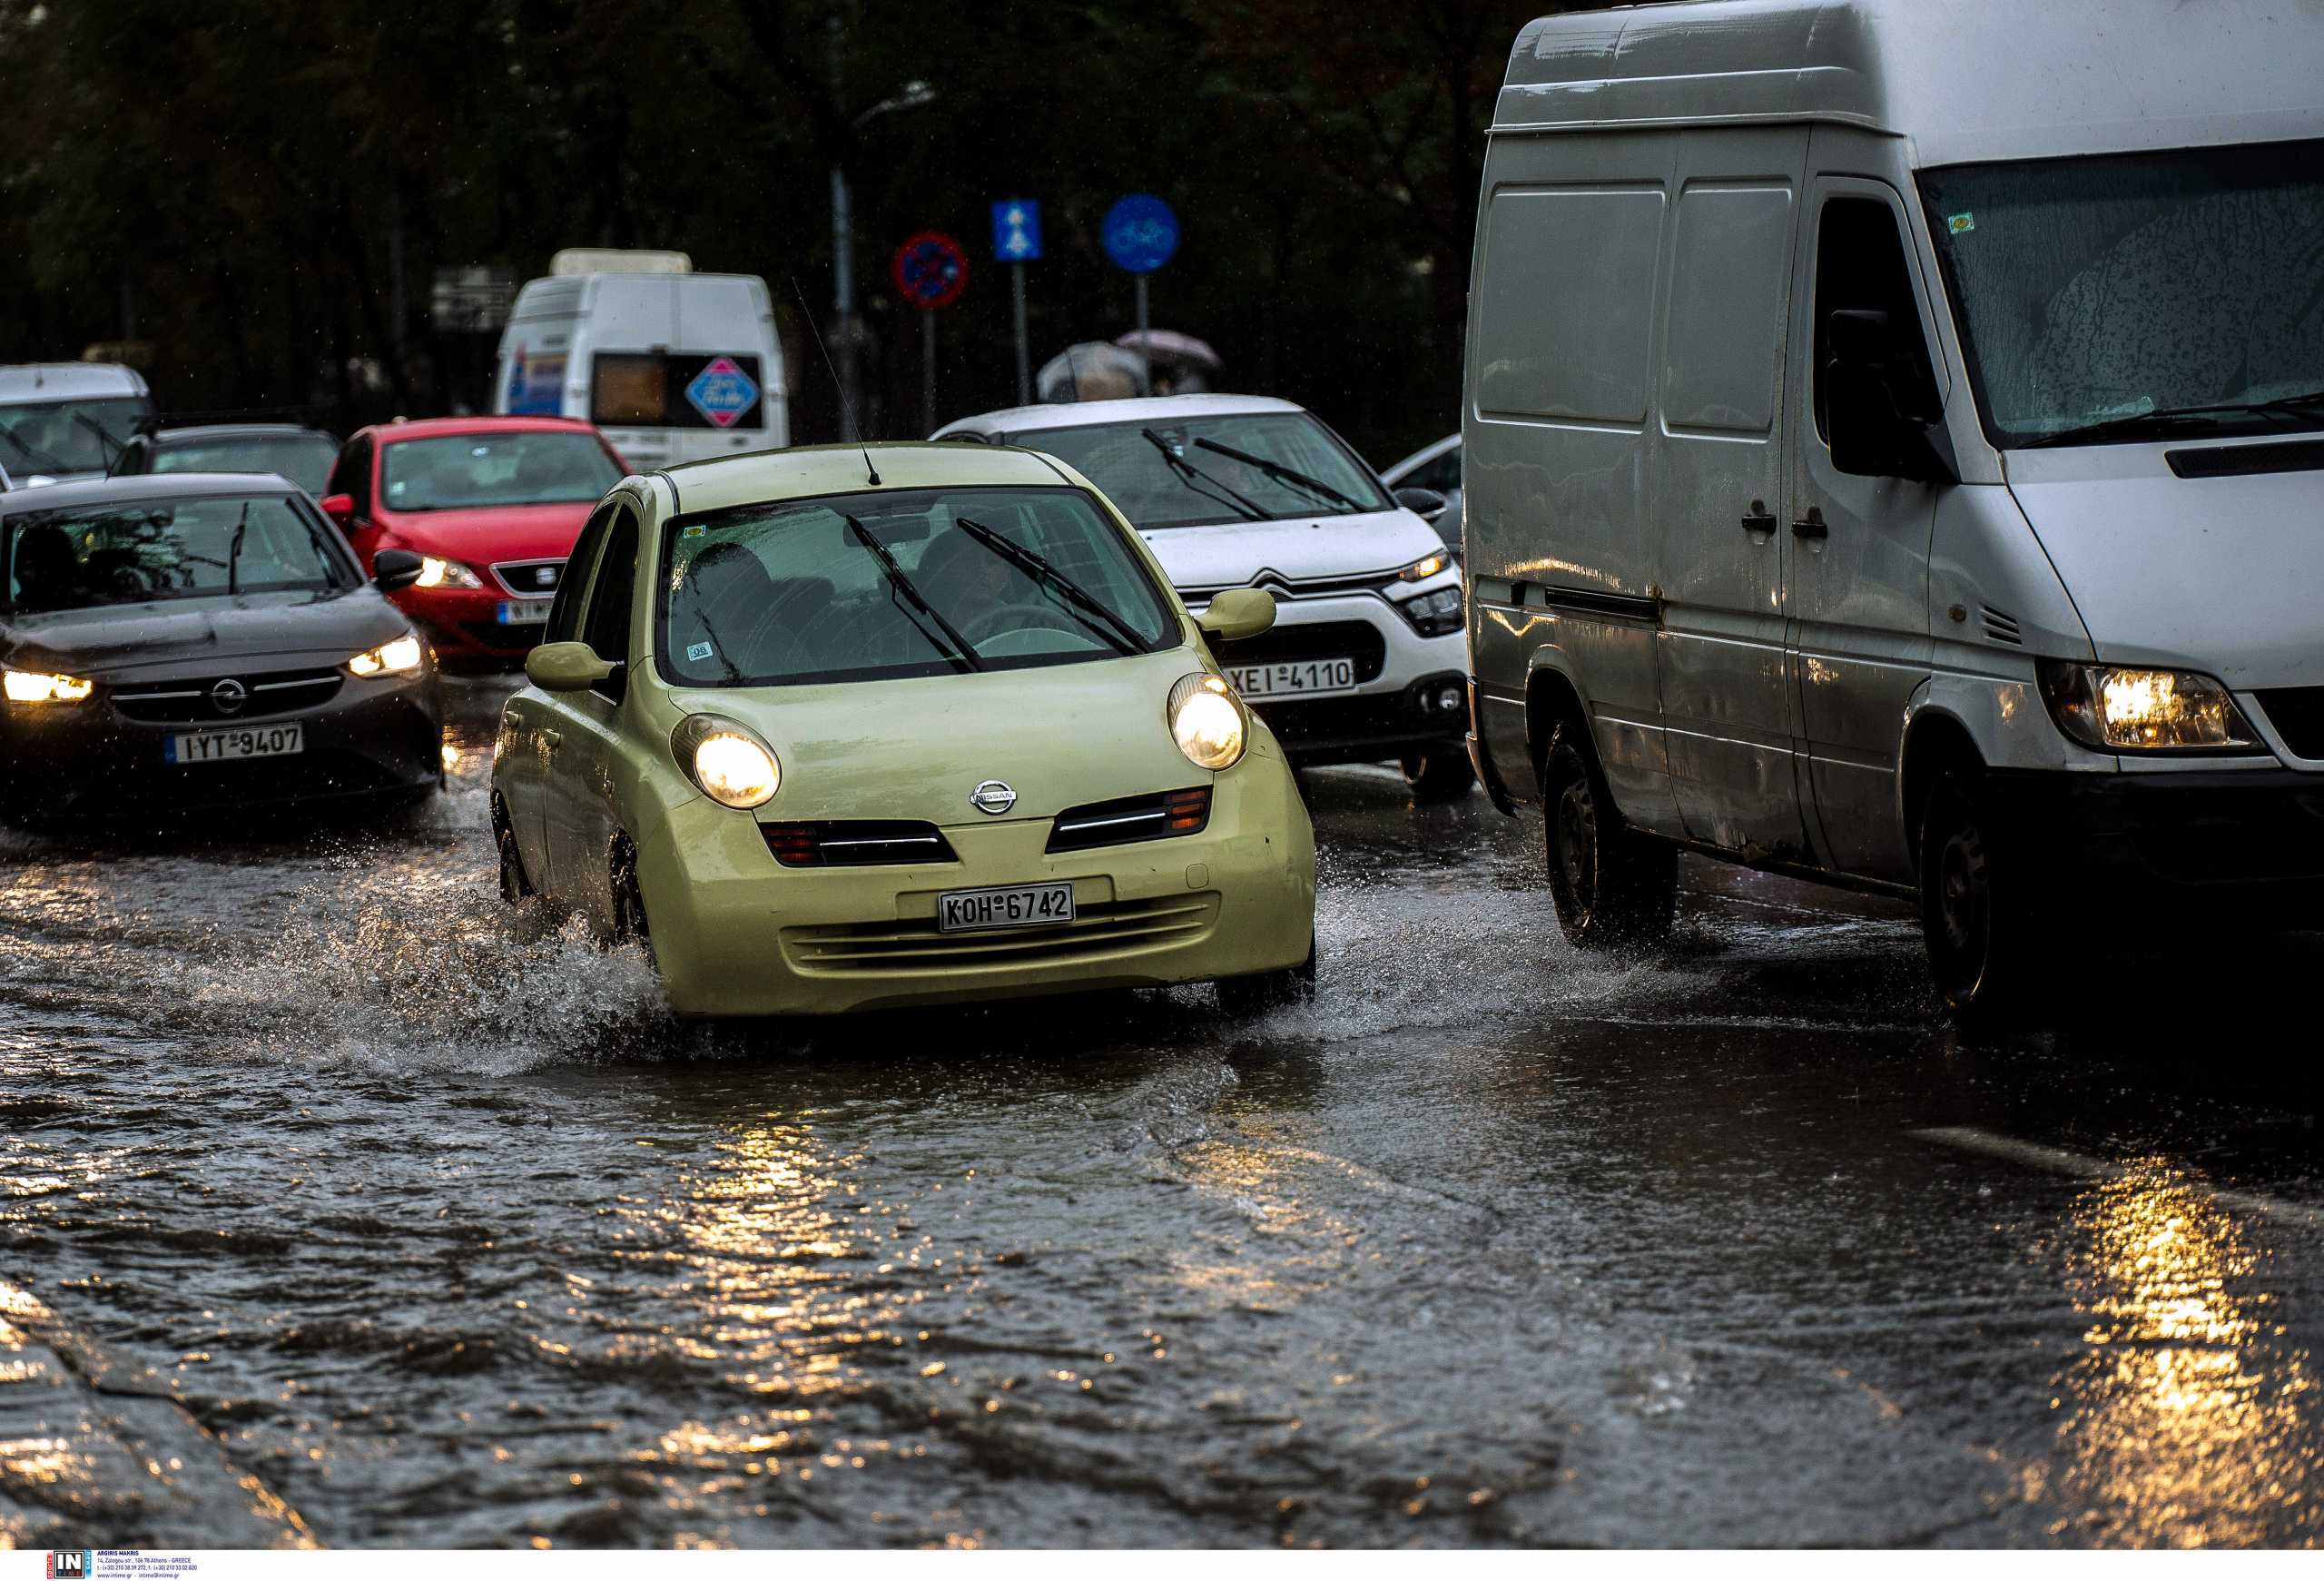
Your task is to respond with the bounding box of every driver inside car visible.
[9,524,83,611]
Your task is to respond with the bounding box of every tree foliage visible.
[0,0,1559,459]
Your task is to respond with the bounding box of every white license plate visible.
[164,723,305,765]
[497,599,553,626]
[1226,658,1357,698]
[936,882,1077,934]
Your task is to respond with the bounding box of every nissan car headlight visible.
[1168,672,1247,770]
[673,714,781,808]
[346,633,425,678]
[2038,660,2260,752]
[414,556,486,590]
[2,668,94,706]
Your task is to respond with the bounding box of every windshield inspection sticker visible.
[1947,212,1975,234]
[686,641,715,663]
[682,524,706,539]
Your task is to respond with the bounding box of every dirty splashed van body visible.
[1462,0,2324,1031]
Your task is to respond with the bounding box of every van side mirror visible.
[1394,487,1449,523]
[319,492,358,527]
[1825,309,1956,485]
[525,640,615,692]
[372,548,426,592]
[1196,587,1276,643]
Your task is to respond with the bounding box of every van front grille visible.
[1980,605,2023,646]
[782,894,1219,975]
[2256,687,2324,761]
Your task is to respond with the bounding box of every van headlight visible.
[673,714,781,808]
[346,633,425,677]
[414,557,486,590]
[1168,672,1246,770]
[2,668,94,706]
[2038,661,2260,752]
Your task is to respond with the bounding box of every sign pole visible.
[1011,262,1030,407]
[922,309,938,435]
[1134,275,1150,396]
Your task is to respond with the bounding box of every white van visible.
[494,252,787,471]
[0,363,155,485]
[1463,0,2324,1030]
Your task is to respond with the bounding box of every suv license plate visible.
[937,882,1077,934]
[1226,658,1357,698]
[164,723,305,765]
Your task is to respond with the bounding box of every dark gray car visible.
[1,473,440,825]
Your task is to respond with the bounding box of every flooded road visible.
[4,677,2322,1547]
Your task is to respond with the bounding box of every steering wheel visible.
[958,598,1104,656]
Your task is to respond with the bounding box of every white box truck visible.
[494,250,788,470]
[1462,0,2324,1031]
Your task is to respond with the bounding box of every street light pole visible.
[822,27,933,442]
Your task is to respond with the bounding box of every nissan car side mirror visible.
[524,640,616,693]
[1825,309,1957,486]
[1394,487,1449,523]
[372,548,425,592]
[1196,587,1276,643]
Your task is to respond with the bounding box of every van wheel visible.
[1218,938,1317,1017]
[1919,771,2037,1037]
[1401,748,1476,803]
[1541,735,1676,950]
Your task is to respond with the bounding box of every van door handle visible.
[1740,500,1777,535]
[1791,507,1828,539]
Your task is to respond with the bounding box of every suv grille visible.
[1214,620,1386,683]
[1046,788,1210,853]
[112,668,343,723]
[762,821,958,867]
[2256,687,2324,761]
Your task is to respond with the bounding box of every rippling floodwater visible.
[5,678,2322,1546]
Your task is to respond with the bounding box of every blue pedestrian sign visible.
[991,200,1044,262]
[1102,194,1179,274]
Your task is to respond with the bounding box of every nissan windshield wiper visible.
[951,516,1144,655]
[2026,399,2324,448]
[1138,428,1265,521]
[1191,436,1362,512]
[842,513,982,673]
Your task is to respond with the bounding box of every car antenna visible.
[790,275,879,486]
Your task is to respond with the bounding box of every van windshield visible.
[0,396,149,477]
[1009,411,1391,528]
[1921,139,2324,448]
[659,485,1177,687]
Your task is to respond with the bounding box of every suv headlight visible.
[673,714,781,808]
[346,633,425,677]
[1168,672,1246,770]
[1396,583,1464,637]
[2,668,94,706]
[414,556,487,590]
[2038,660,2261,752]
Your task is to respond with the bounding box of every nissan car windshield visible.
[1921,138,2324,449]
[4,493,351,613]
[1010,411,1392,528]
[660,486,1177,687]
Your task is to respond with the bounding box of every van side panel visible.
[1651,126,1813,856]
[1465,129,1682,831]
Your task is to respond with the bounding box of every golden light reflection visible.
[2051,1161,2317,1546]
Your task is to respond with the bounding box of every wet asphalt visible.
[2,676,2320,1548]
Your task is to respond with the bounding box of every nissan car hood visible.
[2006,443,2324,690]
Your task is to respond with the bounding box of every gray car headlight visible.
[2037,660,2261,752]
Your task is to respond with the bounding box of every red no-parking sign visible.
[891,232,970,311]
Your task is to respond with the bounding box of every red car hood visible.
[372,502,594,565]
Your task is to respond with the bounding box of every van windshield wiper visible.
[74,415,124,470]
[951,516,1143,654]
[2025,400,2323,448]
[0,425,70,472]
[1139,428,1265,521]
[842,513,982,673]
[1191,436,1362,511]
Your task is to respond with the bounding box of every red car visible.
[318,416,627,669]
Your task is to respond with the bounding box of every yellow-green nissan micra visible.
[491,442,1316,1017]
